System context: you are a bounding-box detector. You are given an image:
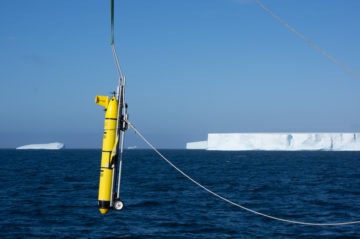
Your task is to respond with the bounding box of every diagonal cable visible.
[253,0,360,80]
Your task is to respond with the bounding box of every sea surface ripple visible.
[1,150,360,238]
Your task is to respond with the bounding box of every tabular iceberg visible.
[16,142,65,150]
[186,133,360,151]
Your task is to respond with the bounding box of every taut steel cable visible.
[253,0,360,80]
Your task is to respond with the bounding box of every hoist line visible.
[111,0,114,45]
[253,0,360,80]
[111,0,123,81]
[127,120,360,226]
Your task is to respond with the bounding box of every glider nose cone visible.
[99,208,109,215]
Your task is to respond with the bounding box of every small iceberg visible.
[16,142,65,150]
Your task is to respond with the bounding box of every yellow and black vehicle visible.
[95,0,128,215]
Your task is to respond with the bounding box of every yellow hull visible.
[95,95,118,214]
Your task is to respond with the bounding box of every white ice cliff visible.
[16,142,65,150]
[186,133,360,151]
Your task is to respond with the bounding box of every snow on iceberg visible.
[186,133,360,151]
[16,142,65,150]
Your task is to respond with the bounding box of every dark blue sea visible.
[1,150,360,238]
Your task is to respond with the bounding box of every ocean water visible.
[1,149,360,238]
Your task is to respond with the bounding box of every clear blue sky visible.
[1,0,359,148]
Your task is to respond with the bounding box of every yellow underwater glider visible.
[95,0,128,215]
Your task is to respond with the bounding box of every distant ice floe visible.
[16,142,65,150]
[186,133,360,151]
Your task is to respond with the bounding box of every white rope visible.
[253,0,360,80]
[127,120,360,226]
[111,44,124,82]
